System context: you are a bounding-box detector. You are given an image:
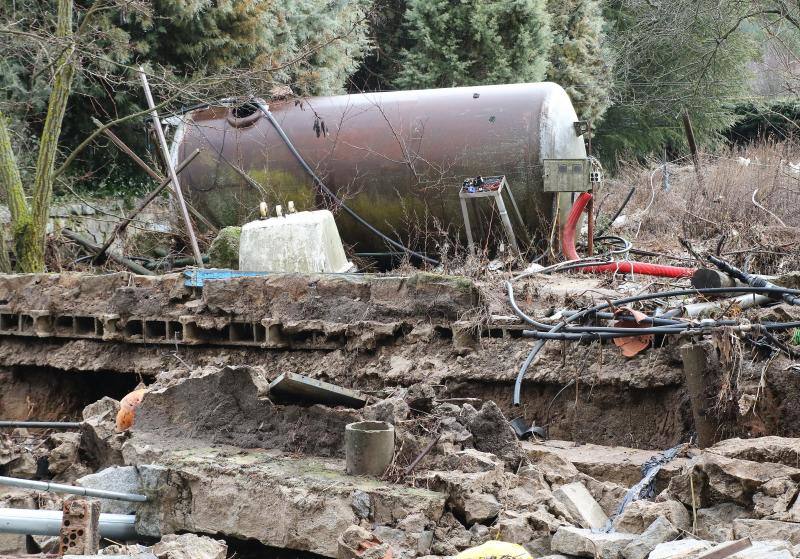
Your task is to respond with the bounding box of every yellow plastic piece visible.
[455,540,533,559]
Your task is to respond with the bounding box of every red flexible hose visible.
[563,192,694,278]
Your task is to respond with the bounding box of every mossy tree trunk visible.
[0,0,75,273]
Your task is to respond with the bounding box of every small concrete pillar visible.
[680,342,719,448]
[345,421,395,476]
[59,497,101,556]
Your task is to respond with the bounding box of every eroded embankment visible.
[0,271,797,447]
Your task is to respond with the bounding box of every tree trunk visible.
[0,112,31,272]
[22,0,76,272]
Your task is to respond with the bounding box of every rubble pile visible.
[3,364,800,558]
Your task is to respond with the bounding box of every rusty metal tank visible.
[175,82,586,255]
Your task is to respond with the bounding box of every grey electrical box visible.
[542,159,590,192]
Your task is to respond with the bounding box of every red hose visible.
[563,192,694,278]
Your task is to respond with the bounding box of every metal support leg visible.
[460,197,476,256]
[494,193,520,256]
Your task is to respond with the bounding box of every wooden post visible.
[682,109,705,191]
[680,342,718,448]
[138,68,204,268]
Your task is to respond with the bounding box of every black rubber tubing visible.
[510,285,800,405]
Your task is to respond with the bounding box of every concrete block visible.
[77,466,142,515]
[239,210,353,273]
[552,481,609,530]
[550,526,636,559]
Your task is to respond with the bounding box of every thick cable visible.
[511,285,800,405]
[564,192,695,278]
[595,186,635,237]
[257,104,439,266]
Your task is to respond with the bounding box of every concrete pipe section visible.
[345,421,395,476]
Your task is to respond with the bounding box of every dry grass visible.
[595,140,800,274]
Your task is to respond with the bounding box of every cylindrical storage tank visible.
[176,82,586,255]
[345,421,395,476]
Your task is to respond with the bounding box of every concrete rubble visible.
[0,270,800,559]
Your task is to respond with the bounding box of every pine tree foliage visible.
[595,0,758,161]
[545,0,612,124]
[394,0,552,89]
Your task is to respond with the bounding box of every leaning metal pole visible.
[0,421,81,429]
[138,67,205,268]
[0,508,137,539]
[0,476,147,503]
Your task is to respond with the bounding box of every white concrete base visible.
[239,210,353,273]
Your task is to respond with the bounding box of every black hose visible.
[595,187,635,237]
[706,254,800,306]
[258,105,440,266]
[511,285,800,405]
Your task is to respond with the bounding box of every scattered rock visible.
[695,503,752,542]
[454,491,501,525]
[77,466,143,514]
[48,431,90,481]
[150,533,227,559]
[432,512,472,556]
[446,449,500,474]
[552,481,609,530]
[648,539,712,559]
[466,401,524,468]
[550,526,636,559]
[493,511,535,544]
[207,226,241,269]
[525,448,580,486]
[613,500,691,534]
[406,383,436,413]
[80,396,124,469]
[622,516,680,559]
[364,397,409,425]
[732,518,800,545]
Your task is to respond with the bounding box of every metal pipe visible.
[0,508,137,539]
[0,476,147,503]
[139,67,204,268]
[0,421,81,429]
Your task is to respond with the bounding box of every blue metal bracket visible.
[183,268,270,288]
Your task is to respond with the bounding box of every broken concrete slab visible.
[131,366,361,457]
[622,516,679,559]
[728,540,793,559]
[666,453,800,508]
[732,519,800,545]
[649,539,713,559]
[696,503,752,542]
[709,437,800,469]
[523,440,688,487]
[550,526,636,559]
[552,481,608,530]
[612,499,691,534]
[268,372,366,408]
[125,444,445,558]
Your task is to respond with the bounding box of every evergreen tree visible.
[595,0,758,162]
[394,0,552,89]
[546,0,612,124]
